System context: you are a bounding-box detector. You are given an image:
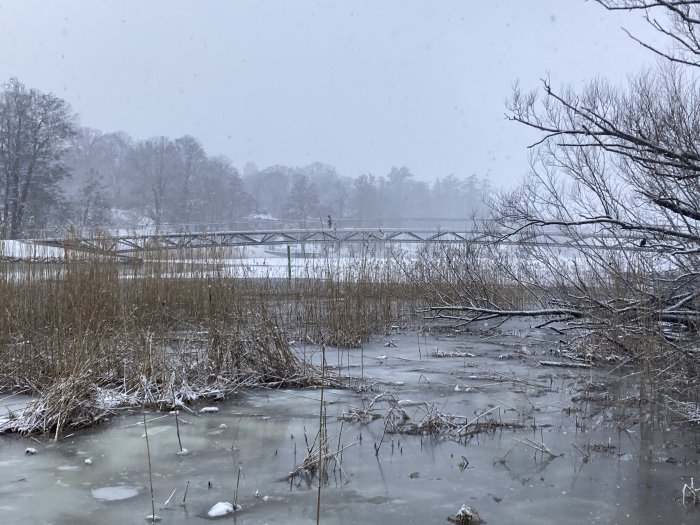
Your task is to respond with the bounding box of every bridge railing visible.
[17,217,478,240]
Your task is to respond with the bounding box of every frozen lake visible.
[1,326,698,524]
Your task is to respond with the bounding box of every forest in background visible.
[0,78,490,238]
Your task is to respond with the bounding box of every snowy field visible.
[0,240,66,261]
[0,239,412,283]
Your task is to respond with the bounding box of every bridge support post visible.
[287,245,292,282]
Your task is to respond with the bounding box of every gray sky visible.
[0,1,659,187]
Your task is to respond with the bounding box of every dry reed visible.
[0,240,424,433]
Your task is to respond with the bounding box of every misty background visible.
[0,1,659,235]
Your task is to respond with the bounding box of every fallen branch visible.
[539,360,591,369]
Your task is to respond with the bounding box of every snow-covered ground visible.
[0,240,66,261]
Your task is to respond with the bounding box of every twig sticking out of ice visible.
[539,360,591,369]
[682,477,699,506]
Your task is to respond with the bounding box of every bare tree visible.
[0,78,77,238]
[419,2,700,394]
[244,165,292,218]
[75,171,111,227]
[350,174,381,221]
[196,155,252,222]
[287,174,320,220]
[131,137,176,227]
[174,135,206,223]
[300,162,351,219]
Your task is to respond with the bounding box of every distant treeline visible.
[0,79,490,237]
[62,131,491,230]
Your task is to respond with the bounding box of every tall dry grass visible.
[0,241,423,433]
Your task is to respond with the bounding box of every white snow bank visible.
[207,502,241,517]
[95,387,140,410]
[0,240,65,261]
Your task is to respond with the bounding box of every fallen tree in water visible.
[408,1,700,419]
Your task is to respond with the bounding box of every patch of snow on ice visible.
[91,486,140,501]
[94,387,140,410]
[207,501,241,517]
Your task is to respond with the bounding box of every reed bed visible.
[340,392,527,446]
[0,242,424,434]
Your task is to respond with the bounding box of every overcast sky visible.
[0,1,659,187]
